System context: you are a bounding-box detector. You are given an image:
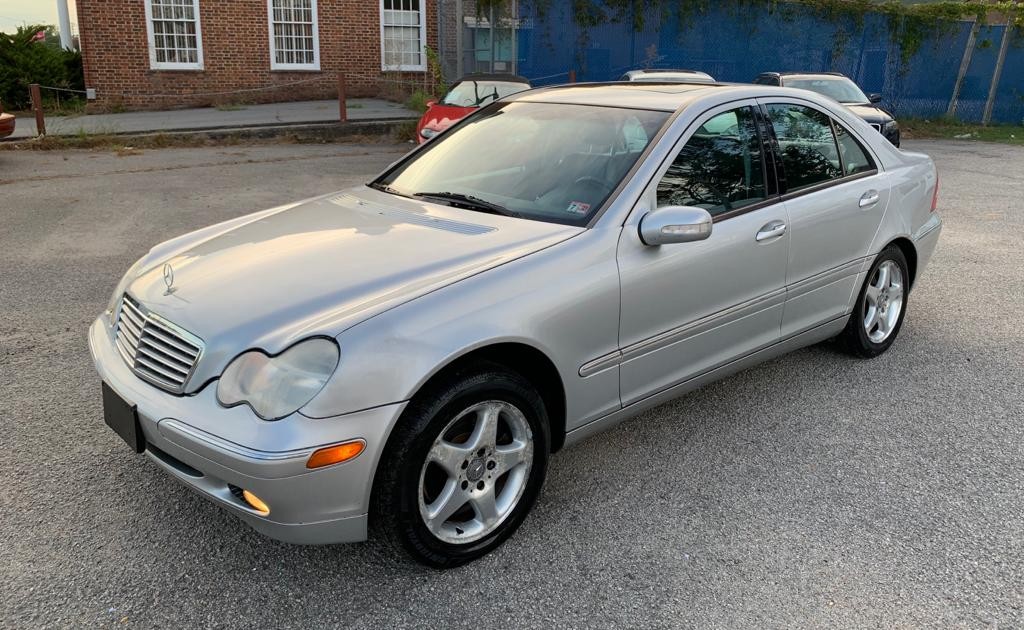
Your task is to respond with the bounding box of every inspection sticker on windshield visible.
[566,201,591,215]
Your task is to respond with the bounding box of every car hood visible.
[124,186,581,389]
[418,104,475,132]
[844,103,894,124]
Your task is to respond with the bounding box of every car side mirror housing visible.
[868,93,882,104]
[639,206,713,246]
[425,99,437,108]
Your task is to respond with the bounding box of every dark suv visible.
[754,72,900,147]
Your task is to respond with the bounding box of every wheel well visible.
[418,343,568,452]
[888,237,918,289]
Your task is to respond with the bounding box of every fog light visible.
[241,490,270,516]
[306,439,365,469]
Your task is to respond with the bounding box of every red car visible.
[0,112,15,139]
[416,74,531,143]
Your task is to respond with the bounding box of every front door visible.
[616,102,790,406]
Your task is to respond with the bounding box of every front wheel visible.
[837,245,909,358]
[371,362,549,568]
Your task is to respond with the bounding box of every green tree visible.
[0,25,84,111]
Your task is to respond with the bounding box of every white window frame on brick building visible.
[380,0,427,71]
[143,0,205,70]
[267,0,321,71]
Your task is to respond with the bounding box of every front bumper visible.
[88,318,406,544]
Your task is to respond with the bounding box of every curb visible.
[1,118,416,145]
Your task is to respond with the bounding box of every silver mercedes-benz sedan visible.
[90,82,941,567]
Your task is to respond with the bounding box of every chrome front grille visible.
[115,294,203,394]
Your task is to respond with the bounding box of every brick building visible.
[76,0,438,111]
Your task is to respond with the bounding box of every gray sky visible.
[0,0,78,34]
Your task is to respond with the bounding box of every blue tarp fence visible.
[507,3,1023,124]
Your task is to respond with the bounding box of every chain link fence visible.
[436,1,1023,125]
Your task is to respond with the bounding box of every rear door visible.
[759,98,890,337]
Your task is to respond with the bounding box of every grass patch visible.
[392,120,418,143]
[0,123,414,152]
[903,118,1024,145]
[405,89,435,114]
[215,103,247,112]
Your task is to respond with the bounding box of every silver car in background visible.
[90,83,941,567]
[620,68,717,84]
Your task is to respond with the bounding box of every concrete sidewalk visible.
[8,98,417,139]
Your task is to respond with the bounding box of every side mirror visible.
[868,93,882,104]
[639,206,713,246]
[425,99,437,108]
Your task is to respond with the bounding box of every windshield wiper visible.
[368,181,400,194]
[413,191,522,218]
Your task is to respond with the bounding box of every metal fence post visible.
[338,74,348,123]
[29,84,46,136]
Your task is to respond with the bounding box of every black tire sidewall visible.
[377,365,549,568]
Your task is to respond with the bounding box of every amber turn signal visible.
[241,490,270,516]
[306,440,365,469]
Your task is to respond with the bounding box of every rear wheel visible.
[371,362,549,568]
[838,245,909,358]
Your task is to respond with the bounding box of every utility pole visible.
[56,0,73,50]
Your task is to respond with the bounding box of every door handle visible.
[755,220,787,242]
[859,190,880,208]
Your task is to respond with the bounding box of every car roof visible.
[455,73,530,85]
[512,82,821,112]
[625,68,711,76]
[766,72,850,80]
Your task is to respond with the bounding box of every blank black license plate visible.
[102,382,144,453]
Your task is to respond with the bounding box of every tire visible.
[371,361,550,568]
[837,245,910,358]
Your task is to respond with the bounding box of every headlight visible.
[106,257,147,324]
[420,127,438,139]
[884,120,899,131]
[217,338,340,421]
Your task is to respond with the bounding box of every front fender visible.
[300,227,625,432]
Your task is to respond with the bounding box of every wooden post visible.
[338,74,348,123]
[568,69,576,84]
[30,84,46,136]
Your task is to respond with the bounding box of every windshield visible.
[441,80,531,107]
[375,102,670,226]
[785,77,870,104]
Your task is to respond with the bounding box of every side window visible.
[766,103,842,192]
[833,122,875,176]
[656,106,767,217]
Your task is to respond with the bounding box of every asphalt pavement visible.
[1,140,1021,628]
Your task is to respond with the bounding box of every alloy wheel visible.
[863,260,904,343]
[418,400,534,544]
